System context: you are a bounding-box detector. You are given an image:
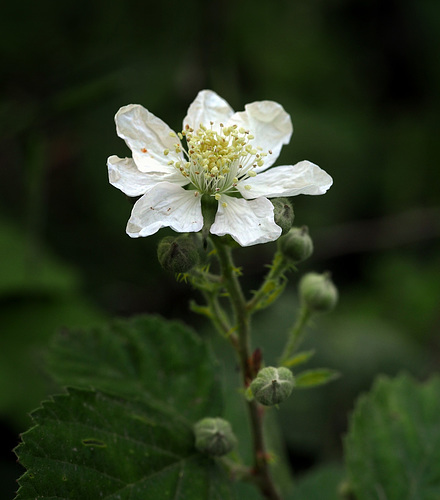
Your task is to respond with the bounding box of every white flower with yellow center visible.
[107,90,332,247]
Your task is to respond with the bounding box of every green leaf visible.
[282,350,315,368]
[15,388,235,500]
[345,373,440,500]
[294,369,340,389]
[47,315,222,421]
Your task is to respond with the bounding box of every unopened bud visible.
[299,272,338,313]
[272,198,295,235]
[157,235,199,274]
[193,417,237,456]
[250,366,295,406]
[278,226,313,263]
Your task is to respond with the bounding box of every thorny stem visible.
[210,236,282,500]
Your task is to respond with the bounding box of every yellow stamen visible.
[166,122,266,196]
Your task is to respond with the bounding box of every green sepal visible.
[244,386,254,401]
[194,417,237,457]
[201,195,217,244]
[250,367,295,406]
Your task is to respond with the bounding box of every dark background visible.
[1,0,440,497]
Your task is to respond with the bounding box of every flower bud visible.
[299,272,338,313]
[193,417,237,457]
[272,198,295,235]
[278,226,313,263]
[250,366,295,406]
[157,234,199,273]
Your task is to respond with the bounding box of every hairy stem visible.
[279,305,311,365]
[247,251,289,313]
[211,237,282,500]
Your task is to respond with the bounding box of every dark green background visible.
[1,0,440,497]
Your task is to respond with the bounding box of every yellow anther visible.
[169,131,176,137]
[244,185,252,190]
[164,149,169,155]
[222,202,228,207]
[169,120,265,196]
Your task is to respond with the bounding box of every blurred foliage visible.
[345,374,440,499]
[1,0,440,497]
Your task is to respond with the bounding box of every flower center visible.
[164,123,270,200]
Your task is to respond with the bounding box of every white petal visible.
[210,196,282,247]
[115,104,184,173]
[126,183,203,237]
[107,155,188,197]
[237,161,333,199]
[183,90,234,132]
[227,100,293,171]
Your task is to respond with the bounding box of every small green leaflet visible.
[281,350,315,368]
[294,369,340,388]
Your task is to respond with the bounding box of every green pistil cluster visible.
[164,123,271,205]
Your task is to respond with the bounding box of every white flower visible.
[107,90,332,247]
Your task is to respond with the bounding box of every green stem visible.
[210,236,282,500]
[210,237,251,380]
[279,305,311,365]
[246,251,289,313]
